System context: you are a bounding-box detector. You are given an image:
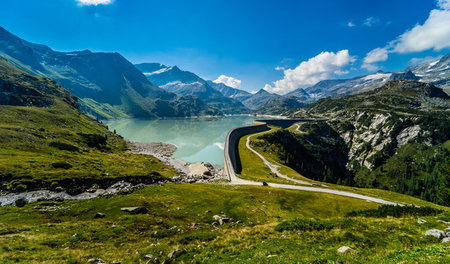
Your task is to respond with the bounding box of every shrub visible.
[275,219,335,232]
[177,231,218,244]
[346,205,443,218]
[49,142,79,152]
[51,162,72,169]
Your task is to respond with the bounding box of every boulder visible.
[425,229,446,239]
[87,259,105,263]
[417,218,427,224]
[337,246,359,255]
[168,249,185,259]
[188,162,214,176]
[94,212,106,219]
[442,237,450,243]
[120,207,148,215]
[15,197,27,207]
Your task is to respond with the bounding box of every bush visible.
[275,219,335,232]
[51,162,72,169]
[177,231,218,244]
[49,142,79,152]
[346,205,444,218]
[77,133,107,149]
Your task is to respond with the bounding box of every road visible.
[228,131,400,206]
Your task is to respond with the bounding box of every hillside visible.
[255,96,309,115]
[259,81,450,205]
[135,63,248,114]
[0,58,177,193]
[0,27,216,119]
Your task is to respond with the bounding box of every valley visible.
[1,4,450,262]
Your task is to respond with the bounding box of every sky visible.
[1,0,449,94]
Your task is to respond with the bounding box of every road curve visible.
[225,121,402,206]
[246,134,314,186]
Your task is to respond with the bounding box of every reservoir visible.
[104,116,257,167]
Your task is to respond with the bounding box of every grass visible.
[0,99,177,192]
[237,129,448,209]
[0,183,448,263]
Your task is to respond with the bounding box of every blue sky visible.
[1,0,449,94]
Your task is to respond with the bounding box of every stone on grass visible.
[168,249,185,259]
[337,246,359,255]
[425,229,446,239]
[87,259,105,263]
[120,207,148,215]
[417,218,427,224]
[442,237,450,243]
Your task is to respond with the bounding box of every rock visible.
[94,212,106,219]
[87,259,105,263]
[425,229,446,239]
[120,207,148,215]
[262,181,268,186]
[168,249,185,259]
[144,254,154,259]
[55,186,64,192]
[15,197,27,207]
[188,162,214,177]
[219,218,230,225]
[417,218,427,224]
[442,237,450,243]
[337,246,359,255]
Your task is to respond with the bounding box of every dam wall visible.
[224,119,313,181]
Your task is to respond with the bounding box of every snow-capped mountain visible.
[135,63,248,113]
[408,54,450,94]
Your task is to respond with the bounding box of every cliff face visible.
[267,81,450,204]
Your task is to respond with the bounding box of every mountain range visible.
[288,55,450,100]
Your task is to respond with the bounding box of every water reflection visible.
[105,116,256,167]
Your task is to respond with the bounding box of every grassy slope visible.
[237,128,448,209]
[0,60,177,192]
[1,183,449,263]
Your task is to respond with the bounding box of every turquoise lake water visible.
[104,116,257,167]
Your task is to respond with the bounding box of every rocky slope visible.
[0,58,180,193]
[135,63,248,114]
[0,26,217,119]
[280,80,450,204]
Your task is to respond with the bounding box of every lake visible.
[104,116,258,167]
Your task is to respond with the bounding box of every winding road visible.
[228,129,400,206]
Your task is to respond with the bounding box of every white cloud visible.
[363,17,381,27]
[362,47,389,70]
[408,56,439,65]
[213,75,242,88]
[347,21,356,27]
[76,0,113,6]
[264,50,355,95]
[362,0,450,72]
[393,9,450,53]
[274,66,285,71]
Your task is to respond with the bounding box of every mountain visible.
[389,70,419,81]
[290,72,392,100]
[0,58,176,192]
[135,63,248,113]
[0,26,216,119]
[285,88,311,101]
[287,53,450,101]
[255,96,309,115]
[283,80,450,203]
[408,54,450,94]
[206,81,252,100]
[238,89,282,109]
